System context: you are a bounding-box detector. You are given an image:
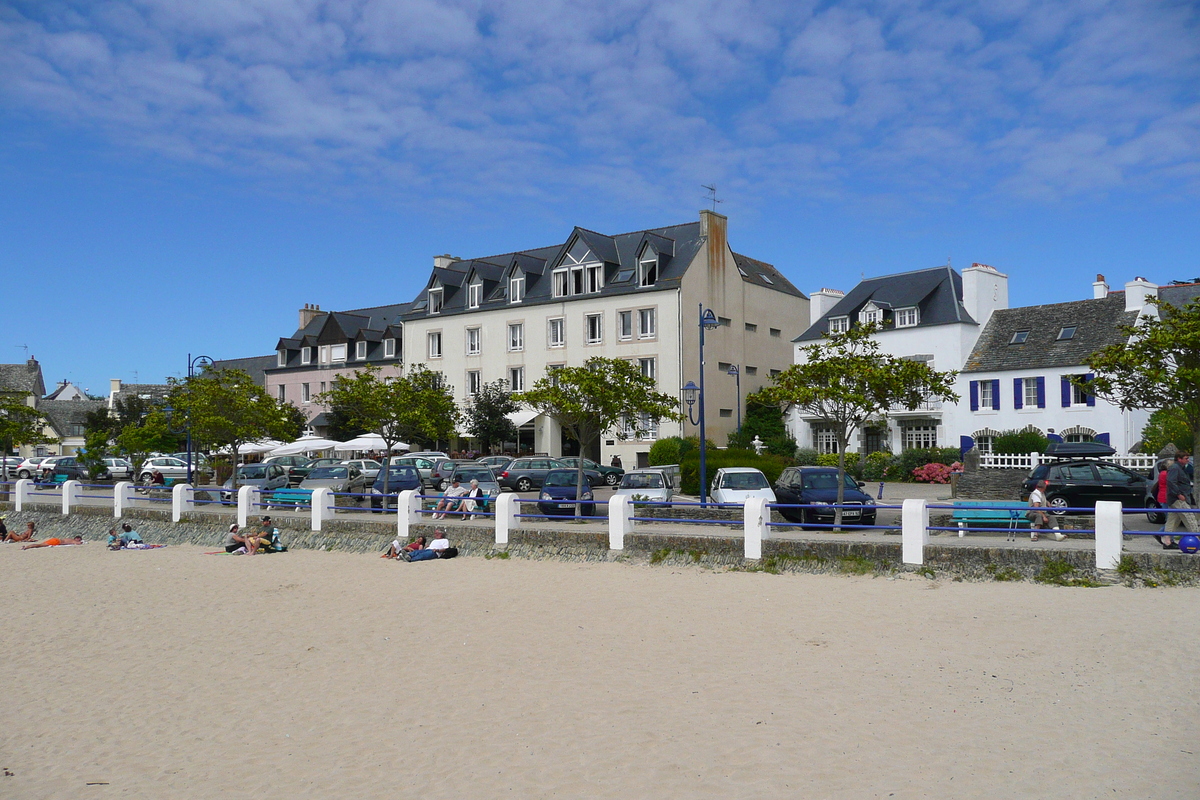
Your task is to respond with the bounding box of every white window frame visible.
[639,253,657,287]
[384,338,396,358]
[467,369,481,396]
[901,424,938,451]
[277,384,285,401]
[428,332,443,359]
[1023,377,1038,408]
[276,349,286,368]
[571,265,585,295]
[618,310,633,341]
[553,269,569,298]
[980,380,994,410]
[639,357,656,382]
[828,316,849,334]
[637,412,658,440]
[355,341,367,360]
[319,345,331,364]
[301,383,311,403]
[508,323,524,352]
[859,305,880,326]
[509,366,525,392]
[585,313,603,344]
[813,426,838,454]
[509,274,524,304]
[466,327,481,356]
[428,288,443,314]
[638,308,656,339]
[548,317,565,348]
[586,263,603,293]
[468,281,483,309]
[895,307,919,327]
[331,344,347,362]
[1072,374,1090,406]
[301,347,312,365]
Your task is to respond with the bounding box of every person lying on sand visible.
[22,536,84,549]
[383,535,425,559]
[400,530,454,561]
[7,521,36,543]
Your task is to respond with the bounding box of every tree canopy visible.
[0,397,51,479]
[464,379,519,454]
[726,390,797,456]
[1086,295,1200,464]
[760,324,958,526]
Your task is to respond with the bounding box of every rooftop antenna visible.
[16,344,29,358]
[701,184,723,212]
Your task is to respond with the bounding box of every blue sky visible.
[1,0,1197,395]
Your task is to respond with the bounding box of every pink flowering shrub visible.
[912,462,953,484]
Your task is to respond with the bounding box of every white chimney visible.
[110,378,121,395]
[961,262,1009,328]
[809,288,844,328]
[433,254,458,269]
[1093,273,1109,299]
[1124,276,1158,313]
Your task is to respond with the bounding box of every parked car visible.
[170,452,211,474]
[499,457,601,492]
[430,458,482,491]
[773,467,877,527]
[341,459,382,481]
[709,467,777,505]
[263,455,314,486]
[477,455,513,470]
[612,468,677,504]
[537,469,596,516]
[560,456,624,486]
[446,463,501,512]
[392,455,439,489]
[49,456,97,482]
[370,464,423,512]
[220,463,289,501]
[1,456,26,478]
[270,464,371,507]
[407,451,449,461]
[138,456,193,483]
[20,456,63,479]
[1021,458,1151,516]
[104,457,133,480]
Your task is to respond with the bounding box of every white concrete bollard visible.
[172,483,194,523]
[237,485,261,530]
[396,489,422,540]
[743,496,767,560]
[113,481,135,518]
[1095,500,1123,571]
[495,492,519,545]
[15,478,32,512]
[310,487,335,531]
[902,498,930,565]
[61,479,81,516]
[608,494,634,550]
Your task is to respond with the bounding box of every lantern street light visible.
[185,354,213,484]
[727,364,741,433]
[683,305,721,504]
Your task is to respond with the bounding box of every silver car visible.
[613,468,676,504]
[220,463,289,501]
[139,456,193,482]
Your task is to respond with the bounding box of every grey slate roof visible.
[112,383,170,405]
[211,355,277,387]
[0,360,46,398]
[1157,282,1200,312]
[732,253,806,298]
[40,399,107,437]
[962,293,1136,373]
[797,266,970,341]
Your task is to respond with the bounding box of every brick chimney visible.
[298,303,323,329]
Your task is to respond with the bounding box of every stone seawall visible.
[3,503,1197,585]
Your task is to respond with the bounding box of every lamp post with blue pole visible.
[682,305,721,504]
[184,354,213,485]
[727,364,741,433]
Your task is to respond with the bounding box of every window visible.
[571,266,585,295]
[586,264,603,293]
[1010,330,1029,345]
[277,385,285,401]
[638,308,656,339]
[719,408,733,417]
[1066,432,1095,444]
[468,281,483,309]
[553,269,569,298]
[639,252,657,286]
[639,357,656,382]
[276,349,286,368]
[901,424,938,450]
[828,317,849,334]
[896,307,919,327]
[813,426,839,454]
[548,364,564,386]
[618,310,633,340]
[1058,326,1076,341]
[745,366,758,375]
[467,370,481,396]
[1023,378,1038,408]
[510,274,524,304]
[770,328,781,338]
[769,369,781,377]
[384,338,396,358]
[320,381,326,393]
[718,316,731,327]
[1073,377,1089,405]
[718,361,732,371]
[859,308,880,325]
[302,383,311,403]
[759,273,774,285]
[980,381,994,409]
[509,366,525,392]
[356,341,367,360]
[508,323,524,352]
[466,327,481,355]
[745,322,757,332]
[331,344,347,362]
[319,345,331,364]
[428,288,443,314]
[974,435,994,454]
[428,332,442,359]
[585,313,603,344]
[548,317,565,348]
[637,412,658,440]
[301,347,312,365]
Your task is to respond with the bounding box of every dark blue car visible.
[537,469,596,516]
[370,464,423,512]
[773,467,877,526]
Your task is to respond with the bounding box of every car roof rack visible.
[1043,442,1116,459]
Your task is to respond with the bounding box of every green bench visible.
[950,501,1032,539]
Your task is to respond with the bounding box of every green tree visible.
[115,409,178,481]
[465,380,518,454]
[1086,295,1200,465]
[761,324,958,527]
[1140,408,1195,456]
[166,368,299,492]
[726,390,797,456]
[406,365,459,449]
[0,398,52,480]
[515,357,682,514]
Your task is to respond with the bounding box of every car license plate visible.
[557,503,573,509]
[842,508,861,518]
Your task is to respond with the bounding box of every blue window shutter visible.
[1061,377,1071,407]
[970,381,979,411]
[1085,372,1096,406]
[960,435,974,457]
[1048,433,1063,443]
[991,379,1001,410]
[1013,378,1023,410]
[1036,376,1046,408]
[1096,432,1110,446]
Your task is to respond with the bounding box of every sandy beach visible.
[2,542,1197,799]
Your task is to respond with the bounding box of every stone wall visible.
[954,468,1026,500]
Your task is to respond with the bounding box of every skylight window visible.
[1010,330,1029,344]
[1057,326,1076,341]
[758,273,774,285]
[614,268,635,283]
[737,267,748,277]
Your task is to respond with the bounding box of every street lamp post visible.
[682,305,720,504]
[185,354,213,484]
[727,364,741,433]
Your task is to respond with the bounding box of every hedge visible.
[679,448,792,495]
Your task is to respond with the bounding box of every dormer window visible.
[553,269,569,298]
[330,344,347,362]
[556,239,603,297]
[1057,326,1076,341]
[829,316,849,334]
[428,288,443,315]
[355,341,367,360]
[467,281,483,309]
[384,338,396,358]
[277,349,286,368]
[301,347,312,365]
[586,264,603,293]
[509,273,525,304]
[1010,330,1029,345]
[639,251,658,287]
[858,302,881,326]
[895,307,919,328]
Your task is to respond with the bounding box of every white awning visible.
[507,410,539,428]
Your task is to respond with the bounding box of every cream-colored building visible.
[268,211,807,465]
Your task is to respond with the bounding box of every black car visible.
[369,464,423,512]
[499,457,602,492]
[773,467,877,527]
[560,456,624,486]
[1022,459,1151,515]
[537,469,596,516]
[52,456,104,482]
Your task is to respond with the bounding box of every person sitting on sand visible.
[22,535,84,550]
[0,515,7,542]
[7,521,36,543]
[383,535,425,559]
[224,523,253,554]
[107,528,122,550]
[247,517,285,555]
[401,530,453,562]
[119,523,144,548]
[432,479,468,519]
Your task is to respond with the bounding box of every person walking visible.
[1162,453,1198,548]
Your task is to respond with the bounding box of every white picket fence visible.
[978,452,1158,471]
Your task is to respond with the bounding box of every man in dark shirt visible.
[1163,454,1197,547]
